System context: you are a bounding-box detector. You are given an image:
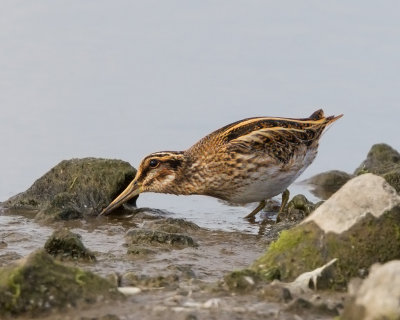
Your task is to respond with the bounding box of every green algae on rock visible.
[354,143,400,192]
[125,218,200,254]
[120,272,180,290]
[3,158,137,220]
[44,228,96,261]
[252,174,400,289]
[126,229,198,248]
[223,269,261,293]
[0,250,122,317]
[278,194,318,222]
[143,218,201,234]
[304,170,353,199]
[383,167,400,193]
[355,143,400,175]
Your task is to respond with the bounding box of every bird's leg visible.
[276,189,290,223]
[245,200,266,219]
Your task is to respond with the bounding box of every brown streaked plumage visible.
[100,109,342,219]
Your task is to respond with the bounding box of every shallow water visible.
[1,2,399,238]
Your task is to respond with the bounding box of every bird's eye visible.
[149,159,159,168]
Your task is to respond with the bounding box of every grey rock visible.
[305,170,353,199]
[44,228,96,261]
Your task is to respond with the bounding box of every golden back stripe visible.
[224,116,328,135]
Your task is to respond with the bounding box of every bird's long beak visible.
[99,180,141,216]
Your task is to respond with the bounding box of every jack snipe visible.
[100,109,342,219]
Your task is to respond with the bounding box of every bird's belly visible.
[227,169,294,203]
[223,149,317,204]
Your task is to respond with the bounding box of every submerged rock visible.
[355,143,400,192]
[125,218,200,255]
[223,269,261,293]
[343,260,400,320]
[278,194,318,222]
[4,158,137,220]
[304,170,353,199]
[126,229,198,248]
[252,174,400,289]
[44,228,96,261]
[120,272,179,290]
[0,250,122,317]
[143,218,201,234]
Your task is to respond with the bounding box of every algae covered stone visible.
[143,218,201,234]
[44,228,96,261]
[223,269,261,293]
[126,229,198,249]
[252,174,400,288]
[278,194,317,222]
[354,143,400,192]
[354,143,400,175]
[0,250,122,317]
[4,158,137,219]
[125,218,199,254]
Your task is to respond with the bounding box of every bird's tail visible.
[309,108,343,124]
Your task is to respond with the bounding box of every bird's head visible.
[100,151,186,215]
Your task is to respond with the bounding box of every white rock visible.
[303,174,400,234]
[346,260,400,320]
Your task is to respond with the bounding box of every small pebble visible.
[117,286,141,295]
[203,298,221,308]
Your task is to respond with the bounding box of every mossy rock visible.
[125,229,198,249]
[305,170,353,199]
[354,144,400,192]
[4,158,137,220]
[44,228,96,261]
[279,194,318,222]
[0,250,122,317]
[223,269,261,293]
[127,245,156,256]
[383,167,400,193]
[354,143,400,175]
[144,218,201,234]
[120,272,179,289]
[252,174,400,289]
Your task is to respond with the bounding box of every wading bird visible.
[100,109,342,220]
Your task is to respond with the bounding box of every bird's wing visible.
[224,110,342,163]
[225,125,320,163]
[187,110,342,163]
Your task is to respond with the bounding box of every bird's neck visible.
[170,151,215,196]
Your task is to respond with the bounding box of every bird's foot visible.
[245,200,266,220]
